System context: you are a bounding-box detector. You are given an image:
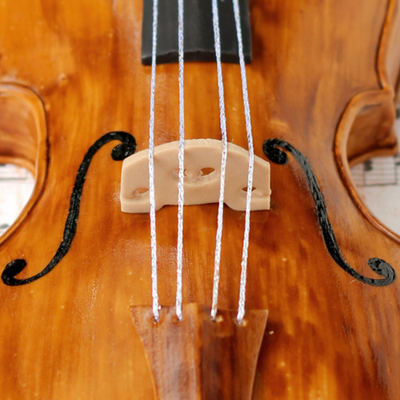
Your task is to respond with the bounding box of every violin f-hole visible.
[263,138,396,287]
[1,131,137,286]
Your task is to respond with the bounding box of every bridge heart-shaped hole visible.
[242,187,256,192]
[200,167,215,176]
[173,167,216,180]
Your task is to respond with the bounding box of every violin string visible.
[148,0,160,322]
[175,0,185,321]
[233,0,255,324]
[210,0,228,321]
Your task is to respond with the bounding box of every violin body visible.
[1,0,400,398]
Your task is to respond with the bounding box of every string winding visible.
[175,0,185,321]
[210,0,229,321]
[233,0,255,324]
[148,0,254,323]
[148,0,160,322]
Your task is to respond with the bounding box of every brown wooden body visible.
[1,0,400,398]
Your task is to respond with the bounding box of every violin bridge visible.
[130,304,268,400]
[120,139,271,213]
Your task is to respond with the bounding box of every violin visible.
[1,0,400,398]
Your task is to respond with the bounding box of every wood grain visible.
[131,305,268,399]
[0,0,400,399]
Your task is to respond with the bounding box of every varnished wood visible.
[0,84,47,245]
[131,305,268,399]
[346,90,398,166]
[1,1,400,399]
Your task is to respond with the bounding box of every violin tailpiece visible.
[120,139,271,213]
[130,304,268,400]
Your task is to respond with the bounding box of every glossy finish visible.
[1,0,400,399]
[131,305,268,399]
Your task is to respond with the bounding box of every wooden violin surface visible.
[1,0,400,399]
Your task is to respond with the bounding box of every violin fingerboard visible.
[141,0,252,65]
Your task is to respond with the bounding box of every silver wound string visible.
[149,0,160,322]
[233,0,255,324]
[175,0,185,321]
[210,0,228,321]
